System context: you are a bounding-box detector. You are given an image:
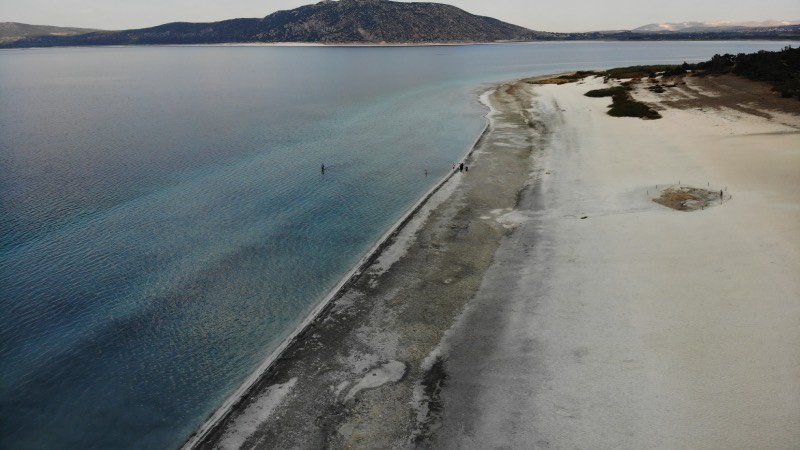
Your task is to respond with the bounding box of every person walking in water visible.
[321,163,325,174]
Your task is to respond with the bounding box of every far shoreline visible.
[2,39,799,52]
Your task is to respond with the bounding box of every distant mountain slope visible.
[634,20,800,33]
[3,2,798,49]
[569,23,800,41]
[0,22,99,44]
[2,0,551,48]
[634,22,710,32]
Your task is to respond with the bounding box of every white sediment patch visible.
[495,210,529,228]
[218,378,297,450]
[371,88,494,279]
[479,208,529,229]
[183,111,485,448]
[344,360,407,402]
[372,178,461,276]
[479,89,498,118]
[338,322,402,384]
[333,380,349,398]
[340,351,383,378]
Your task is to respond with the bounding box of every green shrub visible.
[608,96,661,119]
[586,85,661,119]
[694,46,800,100]
[557,71,598,81]
[585,86,628,97]
[603,65,681,79]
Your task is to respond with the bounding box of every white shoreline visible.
[6,40,798,52]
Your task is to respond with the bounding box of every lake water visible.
[0,41,791,449]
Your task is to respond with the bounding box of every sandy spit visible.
[433,75,800,449]
[186,73,799,449]
[185,78,546,449]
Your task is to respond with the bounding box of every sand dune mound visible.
[653,185,724,211]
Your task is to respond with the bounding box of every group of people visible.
[320,161,469,176]
[453,162,468,173]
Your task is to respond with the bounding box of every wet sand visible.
[184,78,549,449]
[186,74,800,449]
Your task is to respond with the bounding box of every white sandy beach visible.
[435,76,800,448]
[188,73,799,449]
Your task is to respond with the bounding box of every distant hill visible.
[634,22,710,32]
[0,22,99,44]
[2,1,798,49]
[634,20,800,33]
[1,0,553,48]
[568,23,800,41]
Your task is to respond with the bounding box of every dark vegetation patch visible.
[558,70,599,80]
[608,96,662,119]
[584,46,800,119]
[585,85,661,119]
[693,46,800,100]
[585,86,629,97]
[411,358,448,447]
[530,70,598,85]
[647,83,678,93]
[597,46,800,100]
[603,65,679,79]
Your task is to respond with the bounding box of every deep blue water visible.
[0,41,792,449]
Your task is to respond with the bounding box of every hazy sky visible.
[3,0,799,32]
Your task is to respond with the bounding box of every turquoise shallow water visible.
[0,41,792,449]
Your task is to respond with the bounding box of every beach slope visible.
[186,76,549,449]
[187,73,799,449]
[433,75,800,448]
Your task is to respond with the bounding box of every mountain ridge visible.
[0,22,99,44]
[2,0,798,48]
[634,19,800,33]
[1,0,553,48]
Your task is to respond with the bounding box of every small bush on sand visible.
[584,86,628,97]
[608,95,662,119]
[586,85,661,119]
[603,65,680,79]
